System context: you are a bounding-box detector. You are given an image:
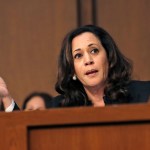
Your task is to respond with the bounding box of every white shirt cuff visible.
[5,100,15,112]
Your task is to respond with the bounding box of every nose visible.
[84,54,94,66]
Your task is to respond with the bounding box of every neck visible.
[84,84,105,107]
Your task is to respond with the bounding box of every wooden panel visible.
[1,103,150,150]
[77,0,95,25]
[96,0,150,80]
[0,0,77,107]
[29,123,150,150]
[0,124,27,150]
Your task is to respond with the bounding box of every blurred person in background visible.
[22,92,53,111]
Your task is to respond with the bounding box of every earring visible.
[72,75,77,80]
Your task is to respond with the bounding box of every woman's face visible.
[72,32,108,90]
[25,96,46,111]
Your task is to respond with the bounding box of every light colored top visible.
[5,100,15,112]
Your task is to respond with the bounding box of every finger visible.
[0,77,7,88]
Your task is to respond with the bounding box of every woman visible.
[22,92,53,111]
[52,25,150,107]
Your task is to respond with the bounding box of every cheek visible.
[103,57,109,69]
[97,56,109,74]
[104,63,109,77]
[74,61,83,75]
[103,59,109,77]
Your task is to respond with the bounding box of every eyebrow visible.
[88,43,97,47]
[73,43,97,53]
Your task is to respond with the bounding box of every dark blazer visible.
[14,103,20,110]
[0,102,19,111]
[51,80,150,108]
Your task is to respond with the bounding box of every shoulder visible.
[50,95,65,108]
[128,80,150,91]
[127,80,150,103]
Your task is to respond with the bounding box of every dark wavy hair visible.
[22,92,53,109]
[55,25,132,106]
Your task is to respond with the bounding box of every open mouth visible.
[85,69,98,75]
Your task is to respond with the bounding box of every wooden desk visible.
[0,103,150,150]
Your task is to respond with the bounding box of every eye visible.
[91,48,99,54]
[74,53,82,59]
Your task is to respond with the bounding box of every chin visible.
[84,82,101,87]
[84,80,106,88]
